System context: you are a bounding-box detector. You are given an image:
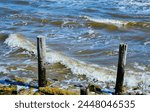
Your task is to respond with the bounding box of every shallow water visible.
[0,0,150,92]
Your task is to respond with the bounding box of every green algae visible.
[39,87,78,95]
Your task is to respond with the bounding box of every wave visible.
[83,16,150,29]
[4,34,36,53]
[83,16,128,27]
[4,33,150,88]
[4,34,115,81]
[144,41,150,45]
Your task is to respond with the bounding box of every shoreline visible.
[0,73,148,95]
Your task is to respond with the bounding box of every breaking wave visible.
[4,33,150,88]
[83,16,150,29]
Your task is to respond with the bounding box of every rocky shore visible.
[0,72,149,95]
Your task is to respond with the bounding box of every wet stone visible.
[39,87,78,95]
[0,85,17,95]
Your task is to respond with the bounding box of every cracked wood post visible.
[115,43,128,95]
[37,36,47,88]
[80,87,88,95]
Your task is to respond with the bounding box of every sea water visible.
[0,0,150,93]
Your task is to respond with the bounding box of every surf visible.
[3,33,150,90]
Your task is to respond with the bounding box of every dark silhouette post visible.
[37,36,47,88]
[115,43,128,95]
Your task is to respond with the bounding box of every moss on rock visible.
[12,77,27,83]
[0,85,17,95]
[18,88,35,95]
[39,87,78,95]
[88,84,101,93]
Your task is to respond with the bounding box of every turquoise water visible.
[0,0,150,92]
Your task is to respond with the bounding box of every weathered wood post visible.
[115,43,128,95]
[80,87,88,95]
[37,36,47,88]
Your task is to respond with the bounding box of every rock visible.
[39,87,78,95]
[33,91,45,95]
[0,85,17,95]
[18,88,37,95]
[88,83,102,93]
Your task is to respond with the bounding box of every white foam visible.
[84,16,150,29]
[0,66,9,74]
[134,62,146,71]
[84,16,128,27]
[125,75,139,87]
[46,51,115,81]
[118,0,150,15]
[4,34,36,53]
[121,0,150,6]
[144,41,150,45]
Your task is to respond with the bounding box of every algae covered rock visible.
[39,87,78,95]
[12,77,27,84]
[18,88,35,95]
[88,83,102,93]
[0,85,17,95]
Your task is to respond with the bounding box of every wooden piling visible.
[37,36,47,88]
[80,87,88,95]
[115,43,128,95]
